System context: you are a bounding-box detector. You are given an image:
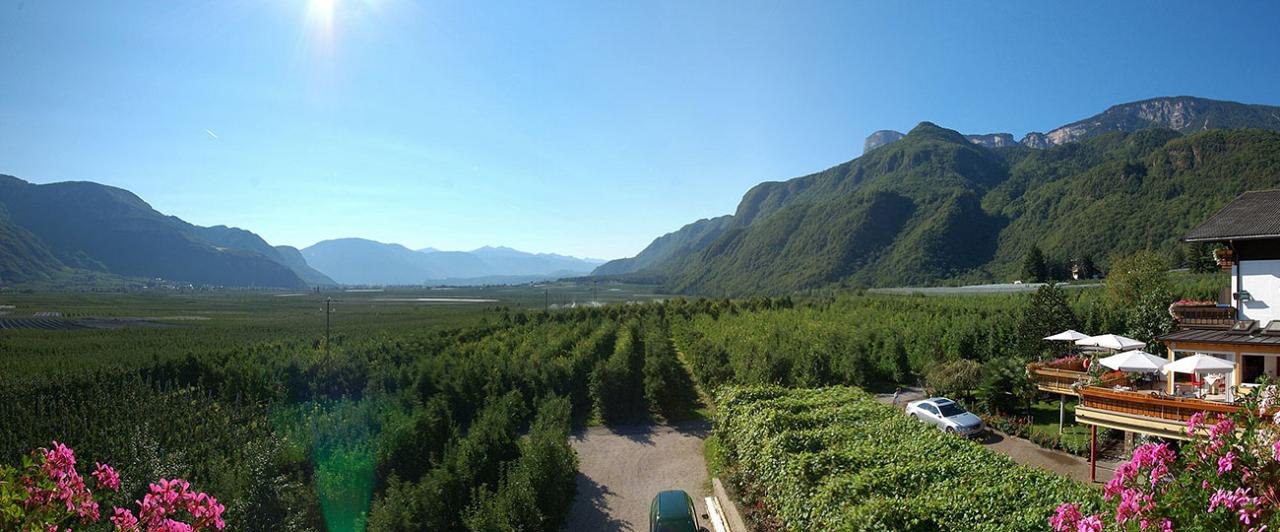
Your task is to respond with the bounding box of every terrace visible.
[1026,358,1128,396]
[1074,385,1242,441]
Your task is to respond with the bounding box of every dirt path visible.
[564,422,712,531]
[874,387,1119,484]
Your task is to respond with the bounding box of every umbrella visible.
[1044,330,1090,341]
[1076,334,1146,351]
[1164,354,1236,375]
[1099,350,1169,373]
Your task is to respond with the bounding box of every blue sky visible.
[2,1,1278,260]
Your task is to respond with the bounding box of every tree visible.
[1018,282,1078,356]
[1022,246,1048,282]
[1107,250,1176,347]
[1106,250,1171,308]
[1187,242,1218,274]
[1079,255,1098,280]
[923,359,982,402]
[976,357,1037,415]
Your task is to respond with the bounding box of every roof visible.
[1158,327,1280,347]
[1183,190,1280,242]
[653,490,693,522]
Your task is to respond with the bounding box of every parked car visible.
[649,490,710,532]
[905,397,984,437]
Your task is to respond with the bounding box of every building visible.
[1055,190,1280,479]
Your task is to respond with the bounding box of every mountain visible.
[966,133,1020,148]
[303,239,600,285]
[302,238,447,285]
[593,216,733,276]
[868,97,1280,153]
[863,130,905,153]
[1019,96,1280,148]
[273,245,337,286]
[0,202,64,284]
[190,225,334,286]
[466,246,603,276]
[601,114,1280,295]
[0,175,306,288]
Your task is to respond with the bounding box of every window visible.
[923,404,940,416]
[937,402,966,417]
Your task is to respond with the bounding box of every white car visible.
[906,397,984,437]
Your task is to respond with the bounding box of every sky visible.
[2,1,1279,260]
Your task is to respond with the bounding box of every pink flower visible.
[1051,502,1083,532]
[1077,515,1104,532]
[1218,451,1237,475]
[94,462,121,491]
[1187,412,1205,436]
[112,507,140,530]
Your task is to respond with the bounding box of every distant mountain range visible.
[597,96,1280,295]
[8,95,1280,293]
[864,96,1280,152]
[0,176,313,288]
[301,239,601,286]
[0,176,599,288]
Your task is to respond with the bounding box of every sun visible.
[305,0,338,56]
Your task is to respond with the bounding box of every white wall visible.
[1233,259,1280,324]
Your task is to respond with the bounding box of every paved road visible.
[874,387,1118,484]
[564,422,712,531]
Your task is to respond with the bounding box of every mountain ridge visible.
[0,175,309,288]
[597,96,1280,295]
[301,238,601,286]
[863,96,1280,154]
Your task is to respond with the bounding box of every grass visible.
[1028,398,1092,450]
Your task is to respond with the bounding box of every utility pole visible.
[544,288,549,312]
[324,296,332,355]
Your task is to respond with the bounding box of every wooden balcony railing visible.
[1027,363,1128,395]
[1170,304,1237,330]
[1078,386,1241,424]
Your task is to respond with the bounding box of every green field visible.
[0,281,688,531]
[0,273,1224,530]
[0,282,665,378]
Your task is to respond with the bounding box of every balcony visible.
[1169,303,1236,330]
[1075,386,1243,440]
[1027,358,1128,396]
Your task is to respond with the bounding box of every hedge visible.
[713,386,1101,531]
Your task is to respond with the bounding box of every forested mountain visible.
[0,203,63,284]
[302,239,600,285]
[598,122,1280,295]
[593,216,733,276]
[0,175,307,288]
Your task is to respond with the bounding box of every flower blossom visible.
[94,462,121,491]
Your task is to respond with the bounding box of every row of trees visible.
[1,303,708,531]
[1021,242,1222,283]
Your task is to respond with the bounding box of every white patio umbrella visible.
[1075,334,1146,351]
[1044,330,1090,341]
[1099,350,1169,373]
[1165,354,1237,398]
[1164,354,1236,375]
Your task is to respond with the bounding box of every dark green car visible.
[649,490,710,532]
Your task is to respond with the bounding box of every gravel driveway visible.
[564,422,711,531]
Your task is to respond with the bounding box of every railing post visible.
[1090,424,1097,483]
[1059,395,1065,435]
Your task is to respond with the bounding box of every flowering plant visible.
[0,441,224,531]
[1052,384,1280,530]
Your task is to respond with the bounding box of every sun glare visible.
[306,0,337,56]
